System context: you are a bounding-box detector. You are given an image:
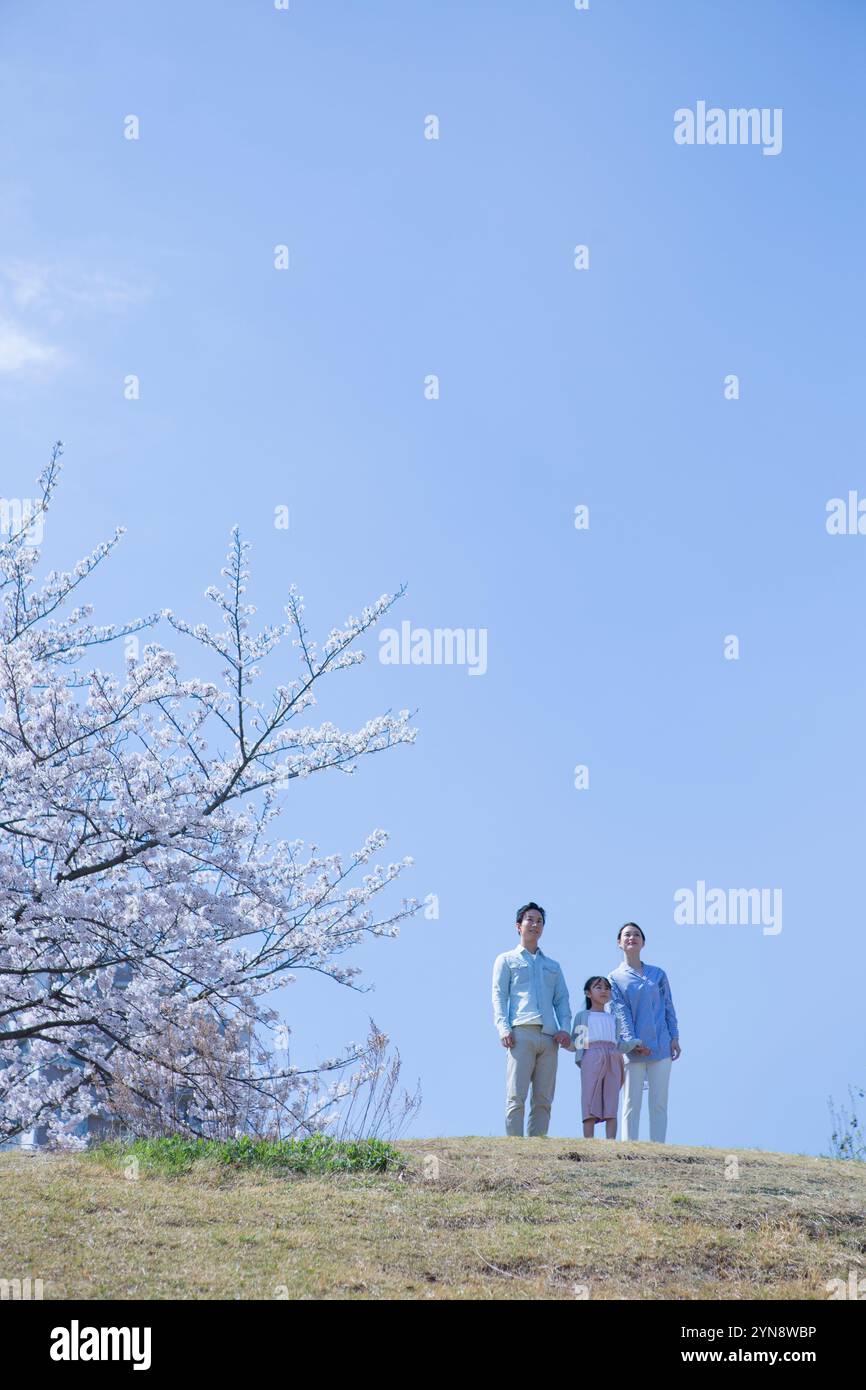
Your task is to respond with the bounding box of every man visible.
[491,901,572,1137]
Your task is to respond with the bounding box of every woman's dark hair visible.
[617,921,646,943]
[515,901,545,926]
[583,975,610,1008]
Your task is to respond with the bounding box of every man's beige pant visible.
[505,1024,559,1136]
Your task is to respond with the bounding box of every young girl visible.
[571,976,627,1138]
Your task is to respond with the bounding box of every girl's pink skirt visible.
[581,1040,624,1121]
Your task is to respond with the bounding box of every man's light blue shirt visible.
[608,961,679,1063]
[492,945,572,1039]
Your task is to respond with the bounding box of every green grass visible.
[90,1134,404,1177]
[1,1137,864,1299]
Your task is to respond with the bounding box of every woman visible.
[608,922,681,1142]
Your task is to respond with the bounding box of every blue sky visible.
[1,0,864,1156]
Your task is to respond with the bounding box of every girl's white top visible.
[587,1010,616,1043]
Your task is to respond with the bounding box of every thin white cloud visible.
[7,265,46,308]
[0,260,148,375]
[0,318,60,373]
[3,262,148,314]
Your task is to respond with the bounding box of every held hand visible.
[671,1039,682,1061]
[501,1031,515,1049]
[633,1043,652,1056]
[553,1031,571,1048]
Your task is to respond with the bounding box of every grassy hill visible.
[1,1137,864,1300]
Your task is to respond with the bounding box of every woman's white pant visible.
[621,1057,672,1141]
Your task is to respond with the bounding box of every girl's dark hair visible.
[617,921,646,943]
[583,975,610,1008]
[515,901,545,926]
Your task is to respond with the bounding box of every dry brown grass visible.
[0,1137,863,1300]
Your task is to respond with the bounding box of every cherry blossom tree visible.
[0,446,416,1146]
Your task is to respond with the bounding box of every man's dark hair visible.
[617,921,646,943]
[515,901,546,926]
[583,975,610,1009]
